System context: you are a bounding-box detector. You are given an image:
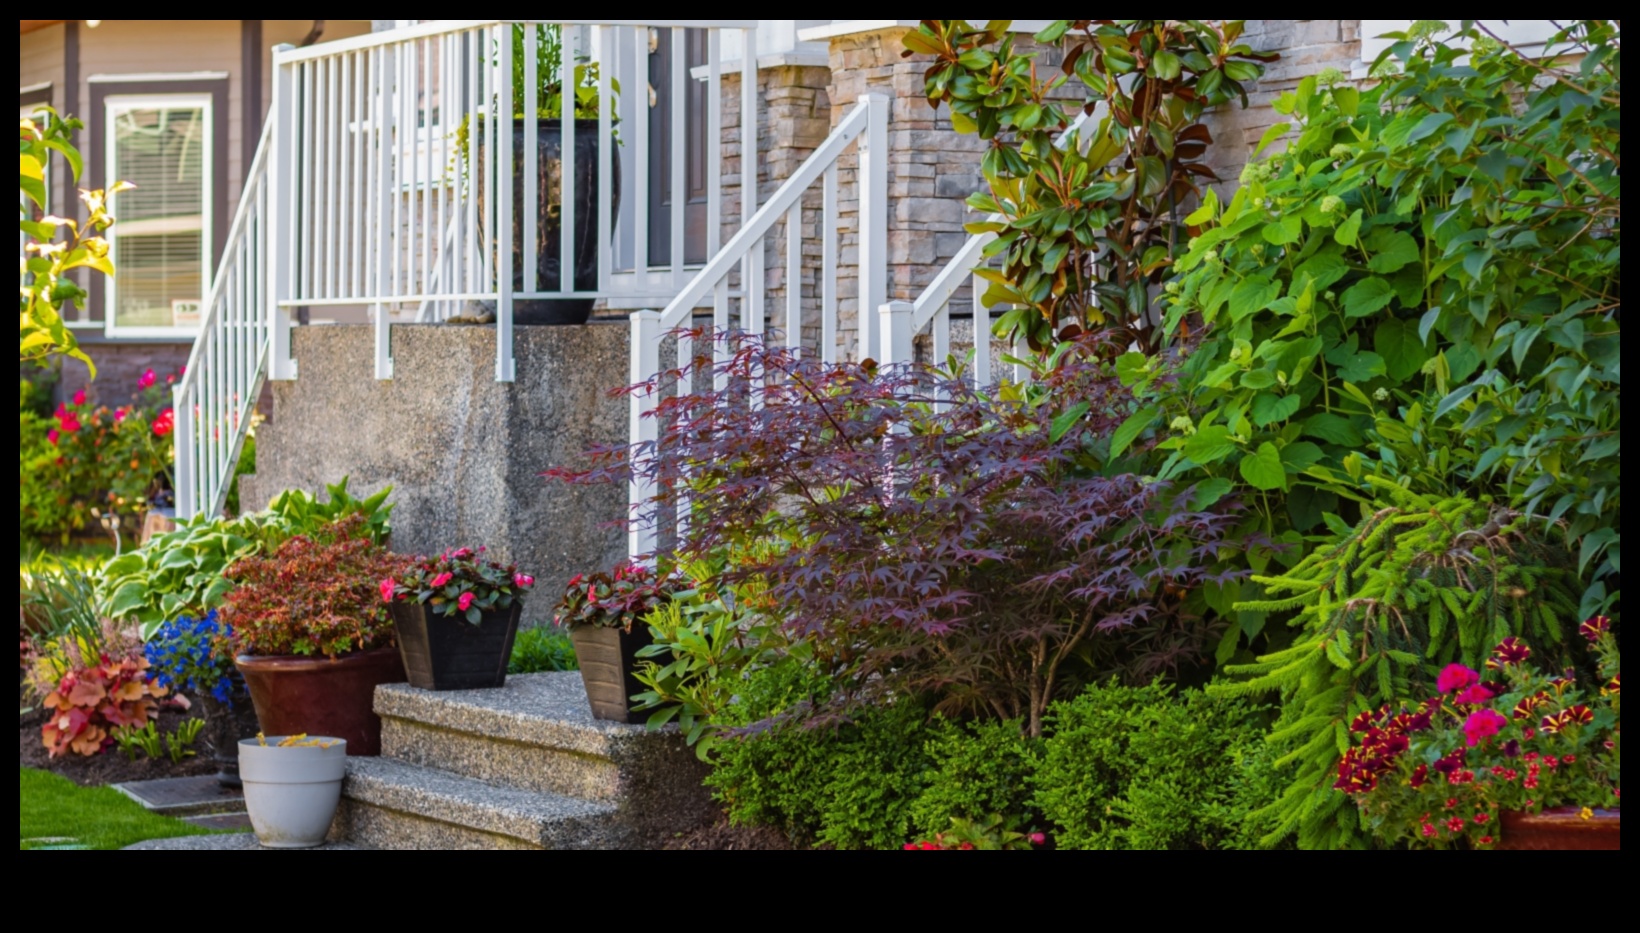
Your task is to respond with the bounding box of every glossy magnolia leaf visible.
[1342,277,1396,318]
[1239,442,1287,491]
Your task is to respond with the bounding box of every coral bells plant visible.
[222,519,408,659]
[40,656,168,758]
[384,547,535,625]
[554,563,669,633]
[1340,621,1621,849]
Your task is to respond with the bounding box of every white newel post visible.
[881,300,914,368]
[857,93,889,363]
[629,310,662,563]
[173,384,195,519]
[269,45,298,381]
[495,26,517,383]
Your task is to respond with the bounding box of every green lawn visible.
[19,768,210,850]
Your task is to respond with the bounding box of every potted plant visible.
[144,611,256,787]
[554,563,669,723]
[1339,618,1620,850]
[384,548,535,691]
[238,733,346,849]
[222,518,409,756]
[458,23,622,325]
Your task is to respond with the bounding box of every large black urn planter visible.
[476,118,621,326]
[567,625,652,724]
[391,603,523,692]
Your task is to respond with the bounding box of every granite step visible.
[332,756,621,850]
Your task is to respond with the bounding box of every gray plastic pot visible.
[238,737,348,849]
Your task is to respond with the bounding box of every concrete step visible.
[333,756,621,851]
[374,672,714,838]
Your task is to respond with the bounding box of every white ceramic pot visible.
[238,737,348,849]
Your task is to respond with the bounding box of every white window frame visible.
[1360,20,1568,63]
[102,91,214,339]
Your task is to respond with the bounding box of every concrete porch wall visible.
[238,324,629,608]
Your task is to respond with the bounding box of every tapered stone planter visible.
[567,625,652,724]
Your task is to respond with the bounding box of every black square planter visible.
[391,602,523,691]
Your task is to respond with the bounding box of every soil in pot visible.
[19,702,215,785]
[567,625,652,724]
[476,118,621,325]
[236,647,406,757]
[392,603,522,691]
[1498,808,1620,850]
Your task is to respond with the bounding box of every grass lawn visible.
[19,768,211,851]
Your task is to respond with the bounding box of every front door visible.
[647,27,708,267]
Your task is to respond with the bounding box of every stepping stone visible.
[126,834,362,851]
[185,812,255,832]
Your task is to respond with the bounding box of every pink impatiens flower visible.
[1437,664,1481,695]
[514,573,535,589]
[380,578,398,603]
[1463,709,1508,748]
[138,369,157,389]
[458,592,476,612]
[430,572,454,589]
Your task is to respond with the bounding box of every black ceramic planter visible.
[567,625,652,724]
[476,118,621,325]
[392,603,523,692]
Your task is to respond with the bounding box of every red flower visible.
[1474,812,1491,825]
[138,369,157,389]
[1513,693,1547,720]
[152,408,176,438]
[1562,705,1594,728]
[1463,709,1507,748]
[1029,833,1047,847]
[1438,664,1481,695]
[430,572,454,589]
[1350,710,1381,735]
[1421,823,1438,839]
[1580,616,1612,643]
[458,592,476,612]
[380,578,398,603]
[514,573,535,589]
[1454,684,1495,706]
[1479,836,1494,846]
[72,389,87,406]
[1609,673,1621,695]
[1445,818,1467,833]
[1488,638,1532,670]
[1410,765,1429,788]
[46,428,60,446]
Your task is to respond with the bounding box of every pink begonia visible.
[458,592,476,612]
[430,572,453,589]
[138,369,157,389]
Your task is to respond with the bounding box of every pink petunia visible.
[1438,664,1481,695]
[1463,709,1508,748]
[138,369,157,389]
[458,592,476,612]
[430,572,453,589]
[380,578,398,603]
[1453,684,1495,706]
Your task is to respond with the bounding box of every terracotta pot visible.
[236,647,407,756]
[567,625,652,724]
[1498,808,1620,850]
[391,602,522,691]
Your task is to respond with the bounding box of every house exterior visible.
[18,19,373,404]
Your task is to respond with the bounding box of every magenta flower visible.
[114,409,128,423]
[1437,664,1481,695]
[46,428,60,446]
[72,389,87,406]
[380,578,398,603]
[430,572,454,589]
[514,573,535,589]
[138,369,157,389]
[458,592,476,612]
[1463,709,1508,748]
[1453,684,1495,706]
[1580,616,1612,644]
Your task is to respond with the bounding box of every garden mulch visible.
[664,817,795,851]
[19,703,219,787]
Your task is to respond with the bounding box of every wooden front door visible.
[647,27,709,267]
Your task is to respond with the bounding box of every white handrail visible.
[173,121,274,520]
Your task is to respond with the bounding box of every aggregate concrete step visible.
[332,756,621,850]
[374,672,714,838]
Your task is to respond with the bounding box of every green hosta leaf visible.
[1184,426,1238,466]
[1374,317,1429,382]
[1239,442,1287,491]
[1367,231,1420,274]
[1252,393,1302,427]
[1342,277,1396,318]
[1110,405,1159,459]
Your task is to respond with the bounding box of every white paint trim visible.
[88,71,231,83]
[798,20,1056,42]
[689,51,830,80]
[19,81,53,96]
[1360,20,1565,62]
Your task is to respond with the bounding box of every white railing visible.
[627,93,890,559]
[267,20,761,383]
[173,123,273,520]
[880,109,1099,385]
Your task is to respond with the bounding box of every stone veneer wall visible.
[238,324,629,604]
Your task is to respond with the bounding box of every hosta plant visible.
[1340,620,1620,849]
[384,547,535,625]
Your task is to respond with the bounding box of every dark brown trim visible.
[63,20,79,217]
[242,20,263,170]
[19,85,54,107]
[87,77,231,332]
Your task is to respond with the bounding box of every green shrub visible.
[508,626,578,675]
[911,719,1039,839]
[1033,681,1279,850]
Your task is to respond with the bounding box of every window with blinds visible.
[106,96,211,332]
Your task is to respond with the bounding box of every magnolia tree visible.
[20,106,129,377]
